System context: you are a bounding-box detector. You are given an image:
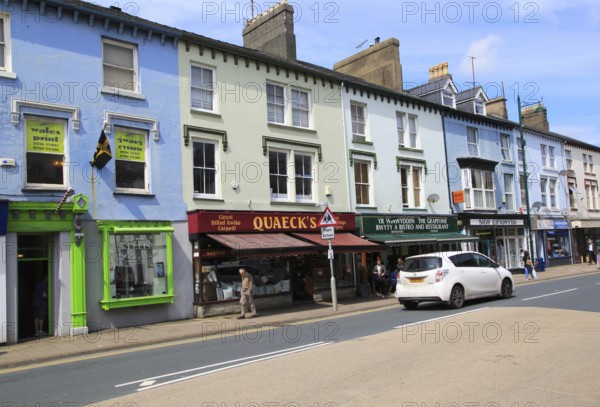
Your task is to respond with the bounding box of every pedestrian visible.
[32,275,48,337]
[372,258,387,297]
[521,249,535,280]
[237,267,256,319]
[396,257,404,272]
[588,238,596,265]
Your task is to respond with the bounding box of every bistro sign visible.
[189,211,356,234]
[360,216,458,234]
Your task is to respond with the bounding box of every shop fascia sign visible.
[360,215,457,234]
[470,218,525,227]
[194,211,355,233]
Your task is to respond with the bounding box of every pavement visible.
[1,262,599,370]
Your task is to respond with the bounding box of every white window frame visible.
[442,89,455,108]
[520,174,527,208]
[192,138,219,199]
[291,87,310,128]
[565,149,572,170]
[407,115,418,149]
[396,112,405,147]
[400,163,424,208]
[102,37,140,96]
[267,83,286,124]
[467,127,479,157]
[586,179,598,210]
[517,141,523,164]
[293,152,314,202]
[269,149,289,201]
[268,147,316,203]
[548,146,555,169]
[540,144,548,168]
[500,134,511,161]
[114,126,149,193]
[462,168,495,210]
[190,64,216,113]
[503,173,514,211]
[354,159,372,206]
[0,14,15,78]
[540,177,548,207]
[589,155,594,174]
[350,102,367,142]
[568,178,578,209]
[549,178,557,209]
[474,98,486,115]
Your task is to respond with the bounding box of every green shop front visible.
[357,215,478,269]
[2,196,89,344]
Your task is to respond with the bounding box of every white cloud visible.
[458,35,504,78]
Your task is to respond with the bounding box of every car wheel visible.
[402,300,419,310]
[501,278,513,299]
[448,285,465,309]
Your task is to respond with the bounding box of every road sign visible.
[317,207,339,227]
[321,226,335,240]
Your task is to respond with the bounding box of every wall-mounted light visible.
[152,129,160,142]
[73,119,80,132]
[103,122,112,134]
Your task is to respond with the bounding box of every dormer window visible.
[442,89,456,108]
[474,98,485,115]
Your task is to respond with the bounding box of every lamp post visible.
[518,95,535,261]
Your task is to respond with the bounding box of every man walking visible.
[237,267,256,319]
[588,238,596,265]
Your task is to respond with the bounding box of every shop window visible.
[191,64,216,112]
[114,127,148,192]
[25,116,66,187]
[193,140,217,198]
[99,222,175,310]
[102,38,139,95]
[198,258,291,303]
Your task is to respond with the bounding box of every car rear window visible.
[403,257,442,272]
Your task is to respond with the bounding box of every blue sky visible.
[95,0,600,144]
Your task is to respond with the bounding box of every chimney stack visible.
[242,1,296,60]
[333,37,403,92]
[521,103,550,132]
[428,62,450,82]
[486,97,508,119]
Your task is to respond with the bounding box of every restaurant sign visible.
[189,211,356,234]
[360,216,458,235]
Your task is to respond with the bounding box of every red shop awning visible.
[207,233,318,257]
[292,233,384,253]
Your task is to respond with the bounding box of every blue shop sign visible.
[553,219,569,229]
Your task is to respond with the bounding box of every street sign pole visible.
[328,238,338,311]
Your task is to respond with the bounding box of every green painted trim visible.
[113,227,175,234]
[402,208,429,212]
[70,231,87,329]
[396,156,427,173]
[349,150,378,169]
[398,146,424,153]
[98,220,175,311]
[100,295,175,310]
[8,201,75,233]
[47,239,53,334]
[352,139,374,146]
[183,125,228,151]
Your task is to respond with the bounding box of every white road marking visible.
[139,380,156,387]
[393,307,490,329]
[116,342,329,389]
[134,342,331,391]
[521,288,578,301]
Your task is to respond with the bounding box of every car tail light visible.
[435,269,449,282]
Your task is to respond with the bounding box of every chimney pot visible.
[375,37,380,44]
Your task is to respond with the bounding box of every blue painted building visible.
[0,0,191,344]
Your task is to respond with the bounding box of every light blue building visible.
[0,0,191,344]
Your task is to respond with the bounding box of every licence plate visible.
[408,277,425,283]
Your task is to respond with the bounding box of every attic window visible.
[474,99,485,115]
[442,90,455,107]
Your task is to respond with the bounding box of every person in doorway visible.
[32,275,48,337]
[237,268,256,319]
[588,238,596,265]
[372,258,387,297]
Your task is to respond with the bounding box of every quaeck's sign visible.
[360,216,458,234]
[190,211,356,234]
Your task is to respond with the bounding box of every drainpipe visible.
[339,81,353,213]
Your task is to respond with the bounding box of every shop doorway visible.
[17,235,51,340]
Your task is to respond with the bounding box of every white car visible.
[395,251,515,310]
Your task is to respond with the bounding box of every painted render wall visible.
[178,43,350,213]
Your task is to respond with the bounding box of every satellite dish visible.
[532,201,544,212]
[427,194,440,203]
